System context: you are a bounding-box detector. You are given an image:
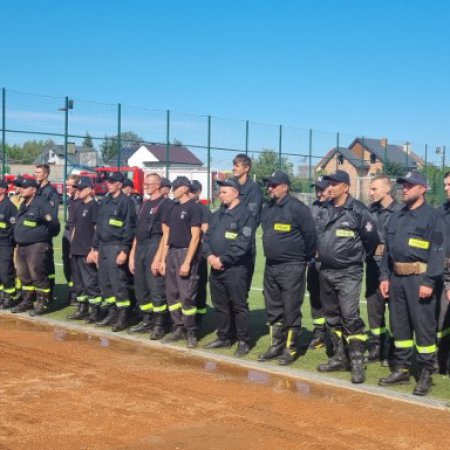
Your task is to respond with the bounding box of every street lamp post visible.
[59,98,73,222]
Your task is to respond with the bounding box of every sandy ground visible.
[0,316,449,450]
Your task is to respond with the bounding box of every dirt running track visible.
[0,316,449,450]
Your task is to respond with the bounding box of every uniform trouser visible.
[246,243,256,294]
[389,273,437,371]
[62,230,72,283]
[196,256,208,314]
[46,241,55,285]
[209,265,250,341]
[0,246,16,296]
[306,264,326,331]
[264,262,306,330]
[98,243,131,310]
[320,265,366,338]
[365,258,388,337]
[71,255,101,303]
[16,242,51,293]
[165,248,199,331]
[134,241,167,314]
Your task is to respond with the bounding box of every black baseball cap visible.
[396,171,428,187]
[160,177,172,189]
[21,178,39,189]
[75,179,93,190]
[172,176,192,190]
[323,170,350,185]
[263,171,290,186]
[217,177,240,191]
[107,172,125,183]
[190,180,202,193]
[122,177,134,189]
[311,176,329,190]
[14,176,24,187]
[0,179,8,189]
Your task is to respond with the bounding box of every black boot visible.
[258,324,286,362]
[1,293,19,309]
[348,338,366,384]
[86,305,103,324]
[150,313,166,340]
[437,337,450,374]
[317,332,348,372]
[67,302,90,320]
[128,312,153,333]
[96,305,118,327]
[112,308,129,332]
[279,328,299,366]
[29,291,51,316]
[378,367,410,386]
[413,368,433,396]
[186,329,198,349]
[308,327,326,350]
[11,291,35,313]
[161,326,185,343]
[367,335,381,362]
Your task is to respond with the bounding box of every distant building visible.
[34,143,99,168]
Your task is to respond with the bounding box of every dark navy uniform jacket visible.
[0,196,18,247]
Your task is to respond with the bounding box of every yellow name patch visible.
[408,238,430,250]
[336,229,355,238]
[0,221,6,229]
[225,231,238,240]
[23,220,37,228]
[273,223,291,232]
[109,218,124,227]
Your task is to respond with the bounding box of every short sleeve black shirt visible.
[71,199,98,256]
[164,199,202,248]
[136,197,173,243]
[198,202,212,225]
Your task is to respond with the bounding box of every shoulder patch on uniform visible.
[365,221,373,232]
[9,217,16,224]
[243,226,252,237]
[45,214,52,222]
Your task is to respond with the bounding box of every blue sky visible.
[2,0,450,152]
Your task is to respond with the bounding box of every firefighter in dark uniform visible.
[128,173,172,339]
[232,154,263,290]
[258,172,317,365]
[307,176,330,350]
[122,177,143,216]
[67,179,102,321]
[203,177,255,357]
[366,174,402,365]
[12,178,60,315]
[0,179,18,309]
[63,174,81,305]
[160,176,202,348]
[316,170,379,384]
[189,180,212,323]
[35,164,60,292]
[438,172,450,373]
[91,172,137,332]
[379,171,445,396]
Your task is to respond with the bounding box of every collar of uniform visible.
[370,199,396,213]
[327,194,354,211]
[110,192,125,204]
[275,193,290,207]
[444,201,450,212]
[222,203,241,216]
[400,200,427,217]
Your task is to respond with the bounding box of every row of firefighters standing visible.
[0,159,448,397]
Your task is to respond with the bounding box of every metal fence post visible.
[207,115,211,204]
[425,144,428,171]
[165,110,170,178]
[384,138,388,169]
[245,120,249,155]
[405,141,409,168]
[117,103,122,169]
[278,125,283,169]
[335,132,340,171]
[308,128,313,192]
[63,96,69,222]
[361,136,365,200]
[1,88,5,176]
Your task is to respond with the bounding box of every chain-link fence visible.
[1,87,448,208]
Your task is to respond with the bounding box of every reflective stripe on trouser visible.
[165,248,199,331]
[263,262,305,329]
[389,274,437,370]
[97,243,131,307]
[306,263,325,330]
[210,266,250,341]
[16,243,52,291]
[134,242,167,310]
[320,265,365,337]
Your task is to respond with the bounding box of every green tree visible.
[100,131,142,164]
[83,132,94,149]
[6,139,55,164]
[383,159,405,177]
